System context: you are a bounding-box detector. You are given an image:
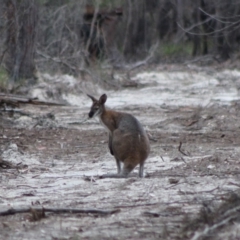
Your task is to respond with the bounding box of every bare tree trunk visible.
[176,0,183,38]
[192,0,201,56]
[4,0,38,86]
[123,0,132,55]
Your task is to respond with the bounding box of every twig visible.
[177,17,240,36]
[165,181,185,190]
[0,207,120,216]
[16,185,38,189]
[191,215,236,240]
[0,108,31,116]
[114,203,159,209]
[178,186,219,195]
[36,50,77,73]
[132,41,158,70]
[184,55,216,65]
[178,142,190,156]
[68,118,89,125]
[198,7,236,24]
[143,211,182,217]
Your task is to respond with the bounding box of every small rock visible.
[169,178,179,184]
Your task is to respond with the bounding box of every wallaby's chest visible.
[98,116,112,133]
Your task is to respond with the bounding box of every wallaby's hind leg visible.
[139,162,145,178]
[116,158,121,174]
[100,159,136,178]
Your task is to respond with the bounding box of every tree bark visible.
[4,0,38,85]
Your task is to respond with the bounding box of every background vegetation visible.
[0,0,240,86]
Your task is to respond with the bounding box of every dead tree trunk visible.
[4,0,38,85]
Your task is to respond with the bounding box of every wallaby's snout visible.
[88,110,94,118]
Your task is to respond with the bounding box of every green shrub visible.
[0,68,9,90]
[160,42,192,57]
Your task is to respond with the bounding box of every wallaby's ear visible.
[87,94,97,102]
[99,94,107,104]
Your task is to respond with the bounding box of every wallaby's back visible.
[111,112,149,165]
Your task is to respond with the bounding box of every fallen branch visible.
[0,108,32,116]
[143,211,182,217]
[0,207,120,216]
[178,142,190,156]
[68,118,90,125]
[191,215,235,240]
[0,93,67,106]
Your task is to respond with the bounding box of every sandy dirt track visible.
[1,65,240,239]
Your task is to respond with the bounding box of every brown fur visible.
[87,94,150,178]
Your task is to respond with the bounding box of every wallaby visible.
[87,94,150,178]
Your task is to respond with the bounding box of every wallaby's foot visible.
[99,172,148,179]
[144,172,150,178]
[100,173,129,179]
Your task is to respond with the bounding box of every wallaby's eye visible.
[93,106,99,111]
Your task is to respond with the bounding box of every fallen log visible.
[0,93,67,107]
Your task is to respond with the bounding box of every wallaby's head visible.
[87,94,107,118]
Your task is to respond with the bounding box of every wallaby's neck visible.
[99,107,120,133]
